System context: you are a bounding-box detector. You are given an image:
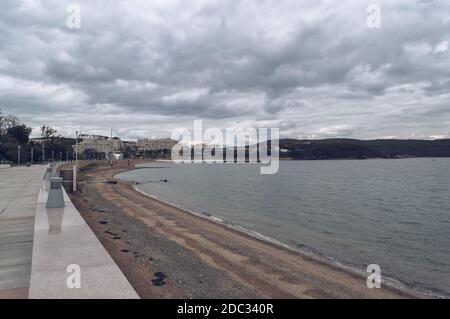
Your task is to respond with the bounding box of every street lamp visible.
[17,145,21,166]
[75,131,78,166]
[73,131,79,193]
[31,148,33,165]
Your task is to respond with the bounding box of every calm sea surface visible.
[117,159,450,297]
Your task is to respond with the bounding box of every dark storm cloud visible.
[0,0,449,139]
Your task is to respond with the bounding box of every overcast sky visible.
[0,0,449,140]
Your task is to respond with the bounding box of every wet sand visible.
[68,161,418,299]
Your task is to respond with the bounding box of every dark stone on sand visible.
[99,221,108,225]
[121,249,129,253]
[151,272,167,286]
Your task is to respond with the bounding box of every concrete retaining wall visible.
[29,163,139,299]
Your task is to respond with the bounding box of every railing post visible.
[73,165,77,192]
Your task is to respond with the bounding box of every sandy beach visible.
[67,161,417,299]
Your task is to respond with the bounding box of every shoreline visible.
[70,161,424,299]
[127,176,439,299]
[129,180,446,299]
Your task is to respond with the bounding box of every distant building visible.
[74,134,123,158]
[137,138,178,151]
[122,140,137,149]
[29,137,47,145]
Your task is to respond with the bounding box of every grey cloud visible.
[0,0,449,140]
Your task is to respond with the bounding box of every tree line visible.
[0,109,76,164]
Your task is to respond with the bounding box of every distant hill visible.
[277,138,450,160]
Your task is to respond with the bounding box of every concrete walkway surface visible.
[0,166,46,298]
[0,164,139,299]
[28,165,139,299]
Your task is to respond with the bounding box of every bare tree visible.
[0,109,21,134]
[40,125,58,140]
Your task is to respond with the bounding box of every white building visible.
[74,134,123,156]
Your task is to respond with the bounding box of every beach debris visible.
[113,236,121,240]
[99,220,108,225]
[120,249,129,253]
[88,180,118,184]
[135,179,169,184]
[151,272,167,286]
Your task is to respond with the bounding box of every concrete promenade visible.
[0,164,138,299]
[29,164,139,299]
[0,166,46,298]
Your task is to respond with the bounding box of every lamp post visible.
[31,148,33,165]
[74,131,79,192]
[17,145,21,166]
[75,131,79,166]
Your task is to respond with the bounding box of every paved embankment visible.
[28,163,139,299]
[0,166,46,298]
